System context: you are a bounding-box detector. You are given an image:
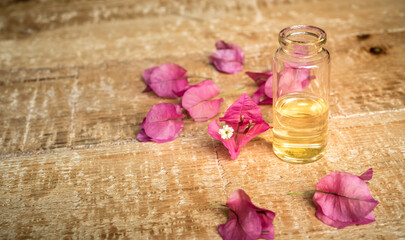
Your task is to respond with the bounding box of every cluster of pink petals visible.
[137,103,185,143]
[210,41,245,74]
[246,71,273,105]
[208,94,270,159]
[181,79,223,122]
[219,189,275,240]
[139,63,224,143]
[276,64,315,97]
[313,168,379,229]
[142,63,189,98]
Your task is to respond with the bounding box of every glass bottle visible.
[272,25,330,164]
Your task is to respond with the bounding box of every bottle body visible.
[272,25,330,164]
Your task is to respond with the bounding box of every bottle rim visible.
[279,25,327,47]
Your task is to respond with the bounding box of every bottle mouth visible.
[279,25,326,54]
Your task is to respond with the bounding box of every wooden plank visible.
[0,0,404,239]
[1,30,405,156]
[0,0,404,69]
[0,136,227,239]
[0,122,404,239]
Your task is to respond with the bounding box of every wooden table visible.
[1,0,404,239]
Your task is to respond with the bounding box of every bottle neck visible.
[279,25,326,56]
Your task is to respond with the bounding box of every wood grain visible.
[1,0,404,239]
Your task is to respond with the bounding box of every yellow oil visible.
[273,93,328,163]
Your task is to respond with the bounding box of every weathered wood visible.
[1,31,405,155]
[0,0,405,239]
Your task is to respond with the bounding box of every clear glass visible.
[272,25,330,164]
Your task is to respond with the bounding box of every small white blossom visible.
[218,125,234,140]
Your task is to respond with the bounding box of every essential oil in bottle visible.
[272,92,328,163]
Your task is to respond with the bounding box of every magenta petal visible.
[220,94,263,125]
[149,63,189,98]
[259,97,273,105]
[142,85,153,92]
[315,208,376,229]
[313,171,379,228]
[210,41,244,74]
[246,71,272,86]
[258,209,276,240]
[245,71,273,102]
[219,189,275,240]
[182,80,223,122]
[252,84,266,105]
[142,66,158,89]
[210,49,244,74]
[136,128,151,142]
[236,121,270,149]
[264,74,273,99]
[315,208,354,229]
[359,168,373,181]
[208,120,239,159]
[226,190,262,239]
[219,211,254,240]
[142,103,185,143]
[209,94,270,159]
[277,65,315,96]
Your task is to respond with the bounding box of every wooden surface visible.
[1,0,405,239]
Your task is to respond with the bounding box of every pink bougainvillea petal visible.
[142,66,158,92]
[252,84,266,105]
[215,41,243,53]
[218,189,275,240]
[210,41,244,74]
[220,94,263,125]
[138,103,185,143]
[146,63,189,98]
[246,71,273,105]
[236,121,271,150]
[208,120,239,159]
[182,80,223,122]
[136,129,151,142]
[218,210,252,240]
[313,170,379,229]
[276,65,315,96]
[359,168,373,181]
[264,75,273,99]
[208,94,270,160]
[246,71,272,86]
[315,208,376,229]
[210,50,244,74]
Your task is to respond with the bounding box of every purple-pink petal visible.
[139,103,185,143]
[182,80,223,122]
[220,94,264,125]
[313,170,379,229]
[136,128,151,142]
[219,210,255,240]
[210,41,244,74]
[208,120,239,159]
[208,94,270,159]
[276,66,315,97]
[210,50,244,74]
[218,189,275,240]
[315,208,376,229]
[235,121,270,150]
[264,75,273,99]
[252,84,266,105]
[359,168,373,181]
[246,71,272,86]
[246,71,273,105]
[147,63,189,98]
[142,66,158,92]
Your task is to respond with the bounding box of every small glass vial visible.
[272,25,330,164]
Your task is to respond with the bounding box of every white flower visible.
[218,125,234,140]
